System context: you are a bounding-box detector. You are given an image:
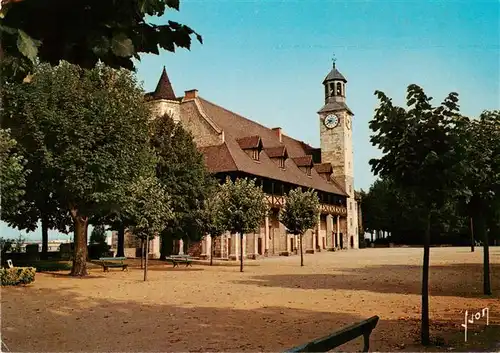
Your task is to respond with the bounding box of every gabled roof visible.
[314,163,333,174]
[292,156,313,167]
[194,97,347,196]
[236,135,262,150]
[265,146,288,158]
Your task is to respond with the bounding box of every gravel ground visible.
[1,247,499,352]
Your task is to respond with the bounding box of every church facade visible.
[143,62,360,259]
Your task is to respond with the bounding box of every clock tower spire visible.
[317,60,358,249]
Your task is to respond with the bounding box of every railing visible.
[283,316,379,352]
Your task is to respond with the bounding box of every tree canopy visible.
[0,0,202,75]
[2,61,156,276]
[279,188,319,266]
[125,175,173,281]
[149,113,213,258]
[0,128,29,218]
[218,177,268,272]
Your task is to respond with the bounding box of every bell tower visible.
[317,59,358,249]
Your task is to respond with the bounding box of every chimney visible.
[184,89,198,100]
[272,127,282,143]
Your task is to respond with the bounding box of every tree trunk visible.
[300,234,304,267]
[140,239,144,269]
[144,234,149,282]
[421,212,431,345]
[70,209,89,277]
[116,223,125,257]
[470,217,475,252]
[41,217,49,260]
[474,213,491,295]
[239,233,244,272]
[210,237,215,266]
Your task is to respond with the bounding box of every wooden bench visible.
[98,257,128,272]
[283,315,379,352]
[165,255,193,268]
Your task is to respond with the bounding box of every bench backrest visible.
[284,315,379,352]
[99,257,126,261]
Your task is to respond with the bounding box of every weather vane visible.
[332,53,337,68]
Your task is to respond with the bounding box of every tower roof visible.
[153,67,176,100]
[323,64,347,83]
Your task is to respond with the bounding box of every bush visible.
[88,243,111,259]
[1,267,36,286]
[32,261,72,272]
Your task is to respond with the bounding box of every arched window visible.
[336,82,342,96]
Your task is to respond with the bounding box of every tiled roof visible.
[265,146,288,158]
[236,135,262,150]
[318,101,353,115]
[323,66,347,83]
[292,156,313,167]
[195,97,347,196]
[314,163,333,174]
[147,67,177,101]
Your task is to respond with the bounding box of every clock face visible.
[324,114,339,129]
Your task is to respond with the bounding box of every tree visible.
[459,110,500,295]
[90,225,107,245]
[279,188,320,267]
[2,62,156,276]
[218,177,268,272]
[0,0,202,75]
[0,128,29,218]
[149,113,212,259]
[369,84,466,345]
[200,189,227,266]
[125,176,172,281]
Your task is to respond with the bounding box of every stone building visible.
[124,61,360,259]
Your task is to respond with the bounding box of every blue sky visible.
[2,0,498,240]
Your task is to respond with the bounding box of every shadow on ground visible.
[233,263,500,298]
[2,285,498,352]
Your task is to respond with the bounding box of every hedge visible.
[1,267,36,286]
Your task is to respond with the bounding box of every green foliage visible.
[218,178,268,235]
[30,261,72,272]
[150,114,213,250]
[90,225,107,244]
[3,61,157,276]
[369,84,466,209]
[279,188,320,236]
[0,267,36,286]
[368,84,467,345]
[0,128,29,218]
[459,110,500,217]
[126,176,173,240]
[200,188,227,239]
[0,0,202,74]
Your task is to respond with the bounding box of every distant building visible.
[125,61,360,259]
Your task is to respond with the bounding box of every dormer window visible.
[314,163,333,182]
[236,135,263,162]
[265,145,288,170]
[252,149,259,161]
[292,156,314,177]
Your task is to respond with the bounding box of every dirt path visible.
[2,247,499,352]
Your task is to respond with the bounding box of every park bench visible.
[283,315,379,352]
[165,254,193,268]
[98,257,128,272]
